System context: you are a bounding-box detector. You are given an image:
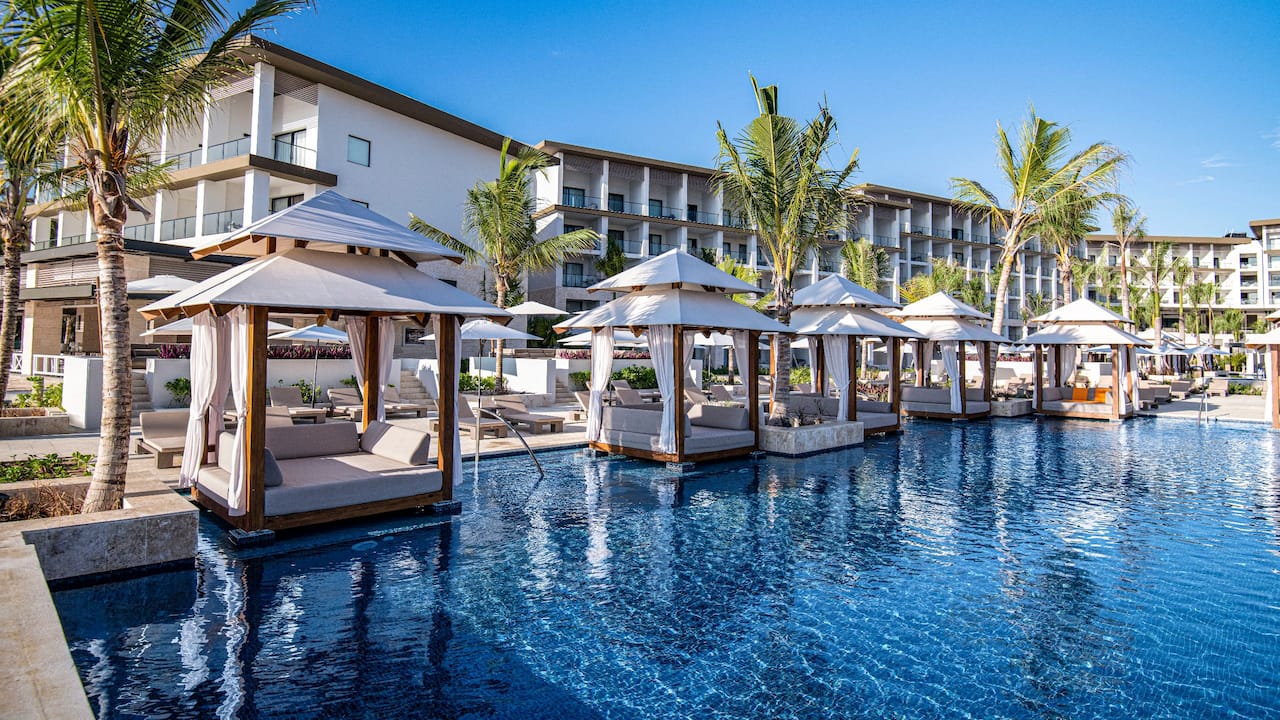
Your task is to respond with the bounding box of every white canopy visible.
[189,190,464,265]
[504,300,565,316]
[141,248,508,321]
[557,329,647,347]
[142,316,292,337]
[127,274,197,296]
[1021,323,1150,347]
[793,274,900,309]
[421,318,539,342]
[1186,345,1230,356]
[790,306,923,338]
[1267,309,1280,321]
[268,324,350,343]
[587,249,760,295]
[1246,328,1280,348]
[902,318,1007,343]
[556,287,787,333]
[894,292,991,321]
[1031,298,1134,325]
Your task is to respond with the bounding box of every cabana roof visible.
[790,306,923,338]
[793,274,901,309]
[1267,309,1280,321]
[894,292,990,320]
[1246,328,1280,347]
[189,191,464,265]
[588,249,760,295]
[557,287,787,333]
[902,318,1007,343]
[1031,298,1133,325]
[1021,323,1150,347]
[140,247,507,321]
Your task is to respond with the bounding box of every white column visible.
[249,62,276,157]
[597,160,609,204]
[194,179,209,239]
[200,105,213,165]
[676,173,689,221]
[151,192,165,242]
[244,169,271,223]
[640,167,651,216]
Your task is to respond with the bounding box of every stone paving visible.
[1138,393,1267,424]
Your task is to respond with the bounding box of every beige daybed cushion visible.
[360,421,432,466]
[859,412,899,430]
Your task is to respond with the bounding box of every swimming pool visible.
[55,418,1280,719]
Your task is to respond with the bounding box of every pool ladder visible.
[472,406,544,478]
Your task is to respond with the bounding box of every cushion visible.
[689,404,749,430]
[266,422,360,459]
[857,400,892,413]
[263,449,284,488]
[1042,387,1063,402]
[859,411,898,430]
[360,421,432,466]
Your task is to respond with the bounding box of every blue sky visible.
[254,0,1279,236]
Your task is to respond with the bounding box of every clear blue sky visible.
[252,0,1279,236]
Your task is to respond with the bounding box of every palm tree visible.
[7,0,310,513]
[1188,279,1221,344]
[899,258,966,303]
[1215,308,1245,341]
[1020,292,1054,324]
[714,76,858,422]
[952,107,1125,339]
[1037,183,1105,306]
[1109,200,1146,321]
[840,237,888,292]
[410,139,599,388]
[716,257,769,382]
[1131,241,1185,340]
[0,38,62,401]
[1172,260,1193,339]
[595,235,626,278]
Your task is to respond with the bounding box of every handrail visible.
[472,405,544,478]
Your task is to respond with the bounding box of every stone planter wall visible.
[0,408,72,437]
[990,399,1033,417]
[759,420,864,457]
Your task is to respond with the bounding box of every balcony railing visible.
[648,204,682,222]
[203,208,244,235]
[649,241,671,256]
[722,212,749,229]
[902,223,928,235]
[165,136,251,171]
[159,215,197,242]
[62,233,91,246]
[819,261,837,273]
[121,225,151,241]
[271,140,315,168]
[687,209,721,224]
[562,273,598,288]
[624,239,643,254]
[562,192,602,210]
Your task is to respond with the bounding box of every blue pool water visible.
[55,418,1280,719]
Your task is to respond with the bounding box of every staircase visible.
[130,370,153,417]
[397,369,434,403]
[554,376,577,405]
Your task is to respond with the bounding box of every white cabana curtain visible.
[1063,346,1079,384]
[649,325,678,454]
[349,316,368,387]
[1264,350,1275,424]
[346,317,395,421]
[179,311,228,488]
[922,341,936,384]
[732,330,751,391]
[682,331,696,389]
[941,341,962,413]
[1116,346,1129,415]
[586,327,614,442]
[822,335,851,421]
[434,315,463,488]
[225,307,249,517]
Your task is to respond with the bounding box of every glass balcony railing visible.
[562,274,597,288]
[901,223,928,235]
[687,209,721,224]
[819,261,838,273]
[167,147,201,170]
[159,215,197,242]
[562,191,602,210]
[121,225,152,241]
[624,239,643,254]
[648,203,682,222]
[271,140,315,168]
[62,233,89,246]
[732,250,748,264]
[29,238,57,251]
[722,212,749,229]
[203,208,244,235]
[648,241,672,256]
[207,137,251,163]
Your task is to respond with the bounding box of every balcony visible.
[121,225,151,241]
[722,211,749,229]
[819,261,838,273]
[687,209,722,224]
[872,234,898,248]
[62,233,91,246]
[271,140,315,168]
[647,202,682,222]
[167,136,251,170]
[562,191,602,210]
[203,208,243,236]
[901,223,928,235]
[1243,294,1259,305]
[649,241,672,256]
[562,273,598,288]
[159,215,197,242]
[624,239,643,254]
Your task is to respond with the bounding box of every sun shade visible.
[793,274,900,309]
[587,249,761,294]
[556,287,787,333]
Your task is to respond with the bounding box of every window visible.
[273,129,306,164]
[649,233,667,256]
[351,200,369,208]
[566,299,598,313]
[648,199,664,217]
[687,203,698,222]
[607,229,624,246]
[688,236,699,250]
[564,224,585,233]
[563,187,586,207]
[608,193,624,213]
[270,194,304,212]
[346,135,371,166]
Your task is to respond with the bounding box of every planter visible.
[759,420,863,457]
[990,399,1033,417]
[0,408,72,437]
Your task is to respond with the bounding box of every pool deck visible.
[1138,394,1267,424]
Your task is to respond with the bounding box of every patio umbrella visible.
[504,300,564,316]
[557,329,648,348]
[269,324,350,407]
[127,274,197,298]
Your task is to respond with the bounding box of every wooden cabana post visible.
[361,317,381,432]
[674,326,687,459]
[435,315,457,500]
[1111,345,1121,420]
[1034,346,1044,413]
[748,330,761,444]
[847,336,858,422]
[245,305,269,532]
[889,337,902,418]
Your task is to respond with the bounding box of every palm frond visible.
[408,213,481,262]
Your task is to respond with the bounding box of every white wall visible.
[145,358,359,408]
[61,356,103,430]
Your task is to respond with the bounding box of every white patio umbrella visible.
[269,324,350,407]
[505,300,564,316]
[127,274,197,297]
[557,329,648,348]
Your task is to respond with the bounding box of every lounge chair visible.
[269,386,327,423]
[709,384,746,406]
[430,400,508,438]
[135,410,189,468]
[684,388,708,406]
[1137,386,1156,410]
[1169,379,1192,399]
[384,386,433,418]
[493,396,565,434]
[573,390,591,419]
[612,379,659,402]
[614,387,649,406]
[597,403,754,458]
[1206,378,1229,397]
[328,387,364,421]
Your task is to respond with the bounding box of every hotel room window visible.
[347,135,371,166]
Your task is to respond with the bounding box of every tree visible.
[714,76,858,423]
[595,235,626,278]
[840,237,888,291]
[899,258,966,303]
[1131,241,1185,341]
[1172,259,1193,338]
[1109,200,1146,321]
[952,107,1125,339]
[0,38,62,401]
[7,0,310,513]
[410,138,599,388]
[1214,308,1245,341]
[1037,183,1105,306]
[715,257,769,383]
[1020,292,1054,324]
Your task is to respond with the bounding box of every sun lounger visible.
[1169,380,1192,399]
[614,387,648,405]
[135,410,189,468]
[1206,378,1229,397]
[612,379,660,402]
[710,384,746,406]
[493,396,565,434]
[684,388,708,406]
[384,387,433,418]
[327,387,364,421]
[430,400,508,438]
[269,386,327,423]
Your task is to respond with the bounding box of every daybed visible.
[195,421,443,530]
[597,403,755,460]
[900,386,990,418]
[1037,386,1131,419]
[788,394,900,434]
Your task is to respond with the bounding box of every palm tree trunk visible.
[1118,247,1132,321]
[493,276,506,392]
[0,219,25,401]
[82,228,132,513]
[1059,263,1073,307]
[769,282,793,424]
[990,249,1016,339]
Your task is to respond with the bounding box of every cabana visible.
[142,191,505,534]
[1245,328,1280,428]
[556,250,787,464]
[788,275,922,435]
[1021,299,1149,421]
[892,293,1005,420]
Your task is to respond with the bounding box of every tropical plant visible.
[714,76,859,423]
[716,257,769,382]
[1131,241,1185,340]
[899,259,966,303]
[596,235,626,278]
[289,378,318,404]
[1020,292,1054,324]
[610,364,657,389]
[840,238,888,291]
[1214,308,1245,340]
[959,273,993,314]
[410,138,599,388]
[951,107,1125,339]
[1109,200,1146,321]
[1188,279,1220,343]
[1252,317,1270,335]
[5,0,310,513]
[696,247,717,265]
[1036,183,1105,306]
[1172,259,1193,337]
[164,377,191,407]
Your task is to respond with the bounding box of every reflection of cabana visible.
[1246,328,1280,428]
[789,275,921,435]
[892,293,1005,420]
[557,250,787,464]
[142,192,505,533]
[1021,299,1149,421]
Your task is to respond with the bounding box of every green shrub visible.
[458,373,496,392]
[790,366,812,386]
[1225,352,1247,373]
[611,365,658,389]
[340,375,359,388]
[14,376,63,409]
[0,452,93,484]
[1228,382,1263,396]
[165,377,192,407]
[290,379,319,404]
[568,370,591,389]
